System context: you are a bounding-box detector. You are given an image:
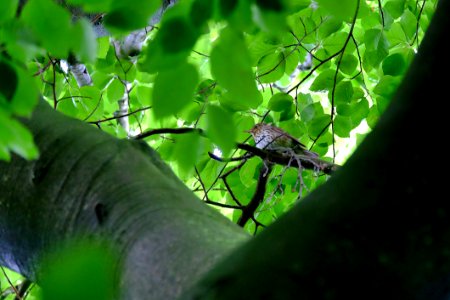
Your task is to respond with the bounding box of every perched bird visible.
[246,123,318,158]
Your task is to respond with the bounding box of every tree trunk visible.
[182,1,450,299]
[0,100,249,299]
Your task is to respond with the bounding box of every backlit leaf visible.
[152,62,199,118]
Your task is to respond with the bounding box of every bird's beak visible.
[244,129,252,133]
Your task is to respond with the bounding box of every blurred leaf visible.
[0,0,18,23]
[300,102,324,123]
[173,132,201,176]
[152,62,199,118]
[206,105,236,155]
[364,29,389,70]
[284,49,300,75]
[318,17,343,38]
[268,93,293,112]
[159,17,198,53]
[106,79,125,103]
[400,9,417,41]
[0,60,18,102]
[308,115,330,137]
[333,80,353,104]
[219,0,239,18]
[373,75,401,98]
[104,0,160,32]
[40,242,115,300]
[382,53,406,76]
[317,0,358,21]
[66,0,112,12]
[310,69,339,92]
[10,63,39,116]
[334,115,352,137]
[367,105,380,129]
[339,54,358,75]
[190,0,213,27]
[385,23,408,47]
[72,18,97,63]
[239,158,259,187]
[21,0,73,58]
[0,112,39,161]
[384,0,406,19]
[211,28,262,109]
[257,52,286,83]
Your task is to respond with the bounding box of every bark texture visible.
[0,100,248,299]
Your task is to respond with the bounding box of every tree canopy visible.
[0,0,442,299]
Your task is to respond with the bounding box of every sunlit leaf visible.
[152,62,199,118]
[0,0,18,23]
[206,104,236,156]
[257,52,286,83]
[21,0,73,58]
[316,0,358,21]
[210,27,262,109]
[268,93,293,111]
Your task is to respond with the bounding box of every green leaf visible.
[300,102,324,123]
[104,0,160,32]
[159,17,198,53]
[310,69,339,92]
[365,29,389,51]
[382,53,406,76]
[66,0,112,12]
[0,0,18,23]
[173,132,201,176]
[400,9,417,41]
[333,80,353,104]
[351,98,369,126]
[210,27,262,109]
[384,0,406,19]
[373,75,401,98]
[367,105,380,129]
[257,52,286,83]
[239,158,259,187]
[284,50,300,75]
[334,115,352,137]
[256,0,284,11]
[0,112,39,161]
[106,79,125,103]
[190,0,213,27]
[385,23,408,47]
[318,17,343,38]
[308,115,330,138]
[152,62,199,119]
[339,54,358,75]
[21,0,73,58]
[364,29,389,70]
[218,0,239,18]
[96,37,111,59]
[0,60,18,102]
[206,105,236,155]
[268,93,293,112]
[316,0,358,21]
[72,19,97,63]
[318,32,348,59]
[76,86,103,121]
[10,63,39,116]
[40,242,115,300]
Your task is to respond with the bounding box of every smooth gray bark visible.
[0,100,248,299]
